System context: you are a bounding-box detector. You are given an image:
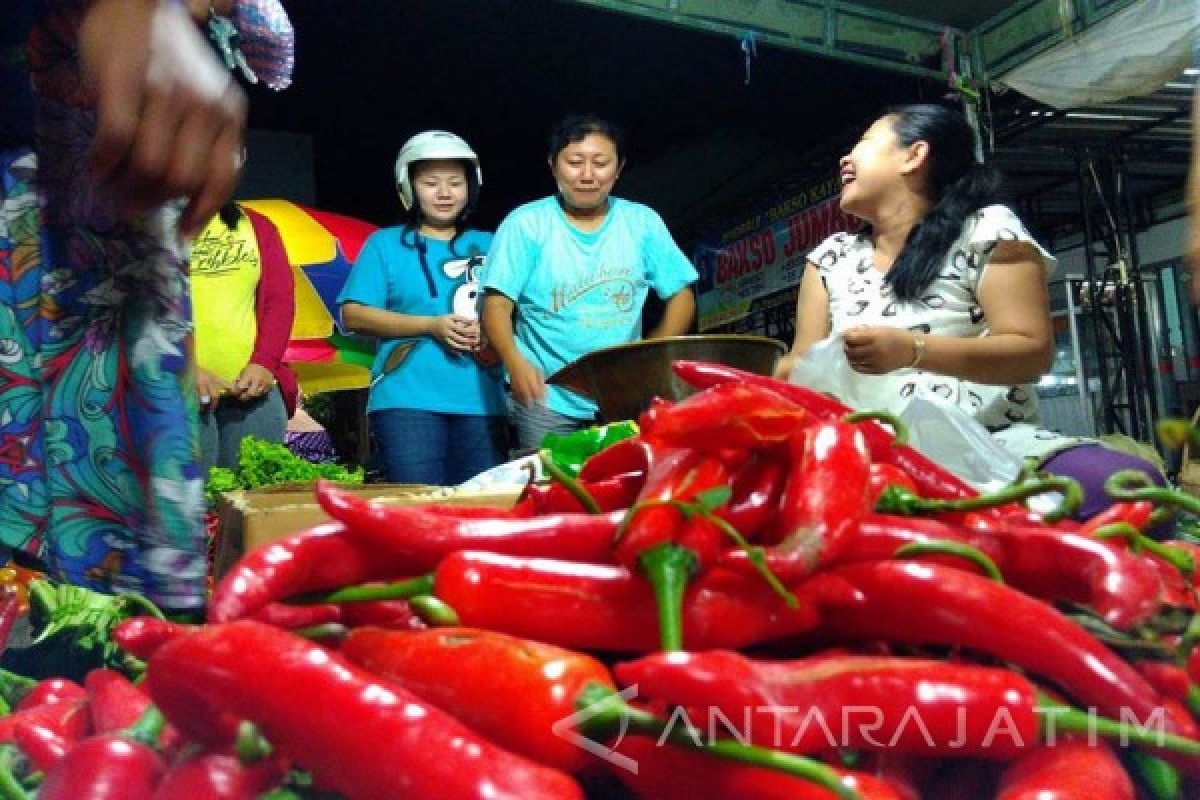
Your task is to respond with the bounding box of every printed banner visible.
[694,178,862,331]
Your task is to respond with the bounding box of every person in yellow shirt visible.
[191,202,298,474]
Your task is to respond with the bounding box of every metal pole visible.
[1064,279,1095,436]
[1076,152,1115,433]
[1116,150,1159,437]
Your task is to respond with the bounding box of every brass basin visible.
[546,334,787,422]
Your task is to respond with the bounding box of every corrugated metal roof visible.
[990,67,1192,246]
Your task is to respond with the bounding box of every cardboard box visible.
[213,482,523,577]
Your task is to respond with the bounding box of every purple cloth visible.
[1041,442,1167,530]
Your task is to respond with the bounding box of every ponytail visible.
[881,104,1002,301]
[887,163,1001,300]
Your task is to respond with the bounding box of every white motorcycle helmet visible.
[394,130,482,212]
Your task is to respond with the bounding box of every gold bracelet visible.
[909,335,926,369]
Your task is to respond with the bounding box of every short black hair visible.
[548,114,626,162]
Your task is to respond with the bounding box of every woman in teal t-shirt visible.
[338,131,508,485]
[481,114,699,451]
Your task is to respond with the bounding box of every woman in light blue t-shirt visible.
[482,114,699,451]
[339,131,508,485]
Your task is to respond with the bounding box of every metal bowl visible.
[546,334,787,422]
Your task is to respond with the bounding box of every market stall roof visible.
[556,0,1139,82]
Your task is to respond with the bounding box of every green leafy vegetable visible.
[205,436,364,505]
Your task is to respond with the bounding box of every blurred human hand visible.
[79,0,246,236]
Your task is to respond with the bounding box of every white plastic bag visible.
[898,395,1021,492]
[789,334,1020,490]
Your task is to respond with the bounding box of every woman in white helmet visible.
[337,131,508,485]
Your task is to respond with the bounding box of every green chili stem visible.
[119,591,167,621]
[1156,419,1200,452]
[1182,613,1200,657]
[235,720,273,765]
[513,460,539,506]
[574,683,862,800]
[408,595,460,627]
[1092,523,1195,576]
[1106,470,1200,517]
[701,514,797,608]
[894,540,1005,583]
[0,669,36,708]
[843,410,908,447]
[295,574,434,605]
[0,748,28,800]
[1187,685,1200,723]
[126,705,167,748]
[292,623,348,641]
[1126,750,1183,800]
[639,544,696,653]
[1066,613,1175,658]
[1037,694,1200,756]
[898,475,1082,522]
[539,449,601,514]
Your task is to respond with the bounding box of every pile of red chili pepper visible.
[3,359,1200,799]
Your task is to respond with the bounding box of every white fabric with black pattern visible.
[808,204,1074,460]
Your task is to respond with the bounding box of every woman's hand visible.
[233,363,275,402]
[79,0,247,237]
[842,326,918,374]
[196,368,231,414]
[430,315,480,353]
[507,356,546,407]
[772,352,797,380]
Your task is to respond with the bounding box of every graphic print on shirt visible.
[444,253,501,368]
[549,264,638,327]
[190,223,258,277]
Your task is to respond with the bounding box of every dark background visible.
[246,0,941,241]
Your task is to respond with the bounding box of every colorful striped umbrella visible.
[240,199,378,393]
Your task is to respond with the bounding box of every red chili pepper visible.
[757,421,872,580]
[38,706,167,800]
[714,455,787,542]
[0,698,90,744]
[995,740,1133,800]
[144,621,583,800]
[209,521,415,623]
[1189,647,1200,685]
[578,435,652,482]
[402,502,534,519]
[671,360,982,504]
[638,382,811,450]
[433,552,818,653]
[618,650,1047,759]
[867,463,919,505]
[931,514,1161,631]
[523,471,644,514]
[855,752,939,800]
[0,588,21,658]
[315,481,621,570]
[799,561,1173,728]
[15,678,87,712]
[1142,551,1199,611]
[342,627,615,773]
[1079,501,1155,534]
[150,753,285,800]
[246,601,343,630]
[13,719,71,772]
[112,617,196,661]
[84,669,155,734]
[729,512,1161,631]
[338,598,425,630]
[615,448,737,650]
[610,734,903,800]
[1136,661,1194,706]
